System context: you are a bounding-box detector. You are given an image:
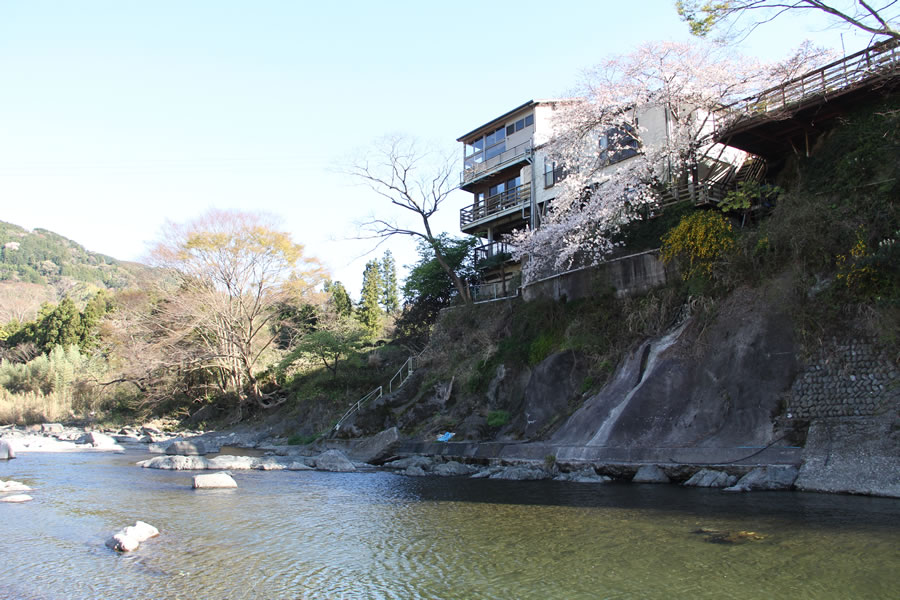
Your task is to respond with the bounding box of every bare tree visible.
[347,136,472,304]
[147,209,326,415]
[676,1,900,42]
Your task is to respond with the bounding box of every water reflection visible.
[1,449,898,599]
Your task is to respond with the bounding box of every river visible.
[1,448,898,599]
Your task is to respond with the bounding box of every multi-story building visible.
[456,99,755,299]
[456,100,572,297]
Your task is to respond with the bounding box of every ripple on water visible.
[1,454,899,599]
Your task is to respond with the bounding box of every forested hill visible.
[0,220,150,320]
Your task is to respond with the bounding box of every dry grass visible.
[0,388,75,425]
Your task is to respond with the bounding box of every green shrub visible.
[486,410,510,428]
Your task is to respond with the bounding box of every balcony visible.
[461,140,532,185]
[460,182,531,230]
[474,240,517,270]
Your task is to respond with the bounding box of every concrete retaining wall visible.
[522,250,673,302]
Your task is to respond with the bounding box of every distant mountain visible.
[0,220,153,321]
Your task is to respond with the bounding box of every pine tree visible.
[324,280,353,318]
[380,250,399,314]
[357,259,383,337]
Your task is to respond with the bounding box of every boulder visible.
[489,466,551,481]
[207,455,260,470]
[724,466,798,492]
[193,473,238,489]
[141,425,162,436]
[382,455,433,471]
[84,432,121,449]
[165,440,207,456]
[0,439,15,460]
[470,466,504,479]
[433,461,477,477]
[0,494,33,503]
[632,465,671,484]
[683,469,738,488]
[555,468,611,483]
[312,449,356,472]
[105,521,159,552]
[404,466,428,477]
[40,423,64,433]
[348,427,401,465]
[137,455,209,470]
[0,480,32,492]
[285,461,313,471]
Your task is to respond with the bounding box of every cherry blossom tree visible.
[510,42,768,281]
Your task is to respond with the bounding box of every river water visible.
[1,449,898,600]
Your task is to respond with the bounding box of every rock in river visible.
[632,465,670,484]
[312,449,356,472]
[106,521,160,552]
[193,473,238,489]
[0,494,33,503]
[166,440,208,456]
[683,469,738,488]
[0,439,15,460]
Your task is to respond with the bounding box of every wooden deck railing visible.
[714,40,900,134]
[460,182,531,229]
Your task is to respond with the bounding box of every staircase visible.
[331,355,418,435]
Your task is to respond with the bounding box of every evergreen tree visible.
[324,280,353,318]
[357,259,383,337]
[380,250,399,314]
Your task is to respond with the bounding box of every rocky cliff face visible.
[552,287,799,450]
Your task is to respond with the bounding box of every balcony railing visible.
[460,183,531,229]
[461,140,532,185]
[713,39,900,134]
[474,241,516,269]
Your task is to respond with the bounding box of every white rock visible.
[105,521,159,552]
[0,494,32,503]
[137,455,209,470]
[0,480,32,492]
[0,439,16,460]
[193,473,238,489]
[207,455,259,470]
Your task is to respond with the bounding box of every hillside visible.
[0,221,151,320]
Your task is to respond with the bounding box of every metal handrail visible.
[332,355,418,433]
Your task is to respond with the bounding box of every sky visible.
[0,1,881,299]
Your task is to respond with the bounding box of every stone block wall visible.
[786,338,900,419]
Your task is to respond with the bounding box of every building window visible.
[506,114,534,136]
[599,124,640,166]
[465,126,507,169]
[544,160,565,187]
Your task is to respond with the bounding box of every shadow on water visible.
[380,472,900,533]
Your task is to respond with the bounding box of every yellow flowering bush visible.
[660,211,735,283]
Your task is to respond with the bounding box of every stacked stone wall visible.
[786,338,900,419]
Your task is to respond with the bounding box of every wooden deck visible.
[713,40,900,155]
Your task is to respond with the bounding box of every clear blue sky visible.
[0,1,875,298]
